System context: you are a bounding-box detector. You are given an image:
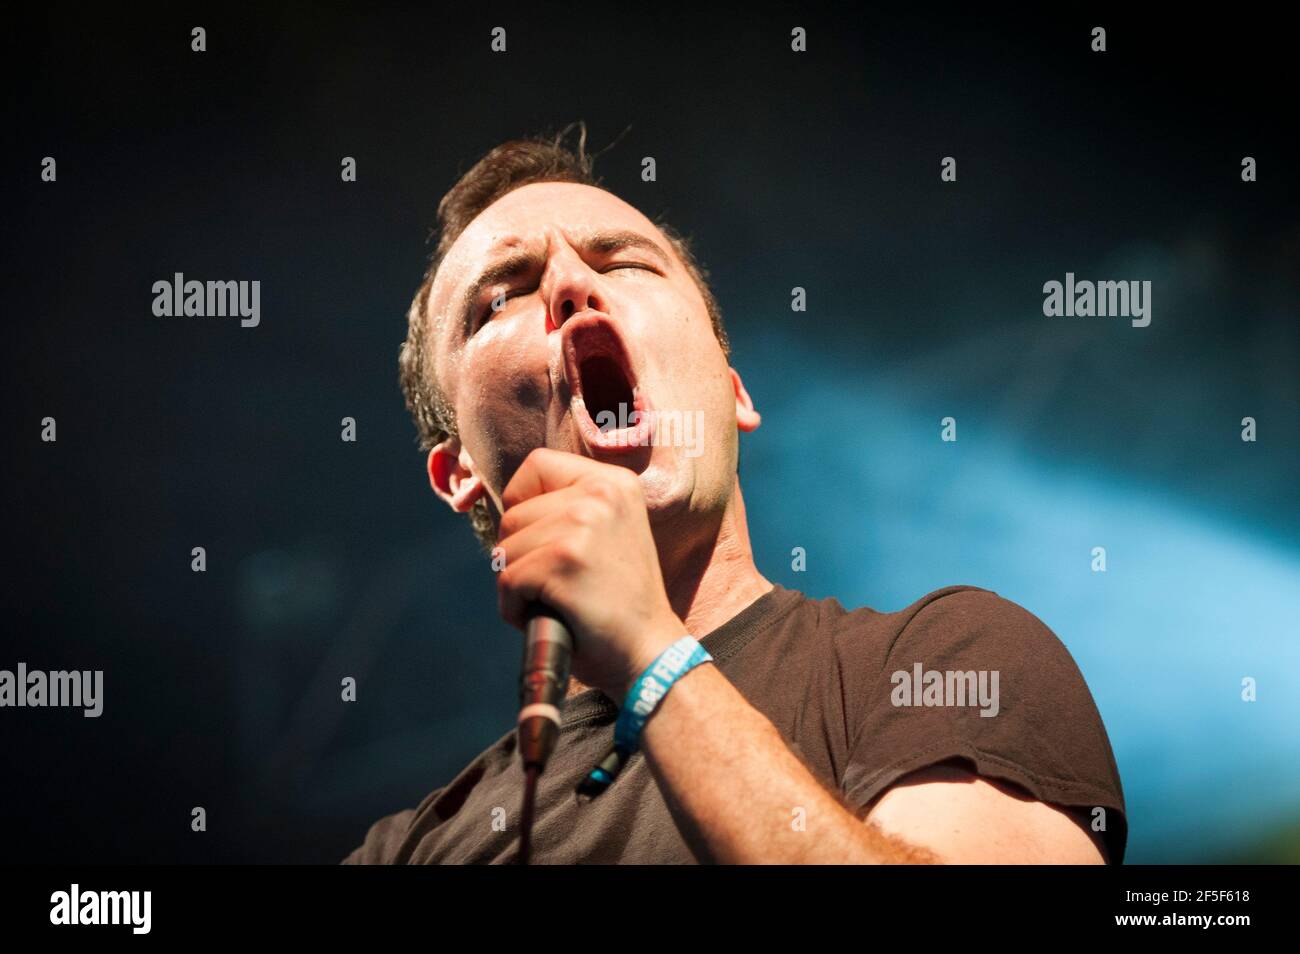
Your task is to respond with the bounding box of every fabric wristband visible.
[575,635,713,801]
[614,635,713,754]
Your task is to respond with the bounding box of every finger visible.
[496,505,582,575]
[497,546,566,631]
[497,484,589,541]
[501,447,603,510]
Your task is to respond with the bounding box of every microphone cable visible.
[519,764,540,866]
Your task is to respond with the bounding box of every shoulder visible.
[882,586,1108,736]
[806,584,1067,666]
[864,585,1072,666]
[903,584,1058,635]
[341,808,418,864]
[852,584,1099,721]
[341,782,450,864]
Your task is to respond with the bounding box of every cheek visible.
[670,327,731,407]
[454,335,551,481]
[642,297,723,385]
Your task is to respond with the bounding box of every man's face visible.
[425,181,756,526]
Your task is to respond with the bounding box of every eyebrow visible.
[582,229,672,267]
[457,229,673,336]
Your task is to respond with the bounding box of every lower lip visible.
[572,391,655,454]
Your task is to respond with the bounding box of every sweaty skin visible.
[420,181,1106,863]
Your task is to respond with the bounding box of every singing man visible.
[344,129,1126,864]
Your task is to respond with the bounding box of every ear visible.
[427,437,487,513]
[730,367,761,433]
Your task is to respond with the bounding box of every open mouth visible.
[562,314,654,454]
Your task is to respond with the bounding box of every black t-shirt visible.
[342,584,1127,863]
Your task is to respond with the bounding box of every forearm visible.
[637,661,937,864]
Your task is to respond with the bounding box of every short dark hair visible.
[398,124,730,550]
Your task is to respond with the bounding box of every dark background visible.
[3,3,1296,863]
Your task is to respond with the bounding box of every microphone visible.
[517,602,574,771]
[516,602,573,865]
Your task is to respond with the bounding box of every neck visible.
[658,478,773,639]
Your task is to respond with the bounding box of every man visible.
[344,128,1127,864]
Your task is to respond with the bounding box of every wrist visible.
[613,618,690,707]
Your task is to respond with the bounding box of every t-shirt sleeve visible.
[838,588,1127,862]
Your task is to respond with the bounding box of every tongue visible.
[580,354,634,431]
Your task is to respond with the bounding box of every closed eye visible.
[475,286,535,332]
[602,261,658,274]
[472,264,657,333]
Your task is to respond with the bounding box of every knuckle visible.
[584,476,621,504]
[550,539,583,570]
[569,499,607,528]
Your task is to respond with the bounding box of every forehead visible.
[429,182,671,318]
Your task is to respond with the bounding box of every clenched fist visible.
[494,448,688,704]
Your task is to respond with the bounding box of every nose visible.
[541,238,608,332]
